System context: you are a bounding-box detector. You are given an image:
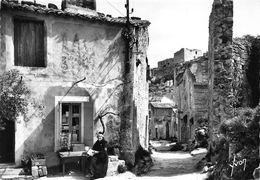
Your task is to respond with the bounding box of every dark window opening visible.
[14,18,45,67]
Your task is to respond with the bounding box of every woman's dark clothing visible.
[88,139,108,178]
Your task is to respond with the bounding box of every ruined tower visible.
[208,0,234,144]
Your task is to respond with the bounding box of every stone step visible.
[107,155,125,176]
[0,168,33,180]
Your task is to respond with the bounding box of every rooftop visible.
[1,0,150,27]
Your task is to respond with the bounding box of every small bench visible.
[59,151,89,176]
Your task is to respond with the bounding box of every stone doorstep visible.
[0,168,33,180]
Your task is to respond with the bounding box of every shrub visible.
[0,70,30,129]
[210,106,260,180]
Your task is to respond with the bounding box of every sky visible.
[36,0,260,68]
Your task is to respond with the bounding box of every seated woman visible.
[86,132,108,179]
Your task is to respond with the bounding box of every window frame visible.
[54,96,90,152]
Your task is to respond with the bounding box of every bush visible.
[210,106,260,180]
[194,126,209,148]
[0,70,30,129]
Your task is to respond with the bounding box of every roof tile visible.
[1,0,150,27]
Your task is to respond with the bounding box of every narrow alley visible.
[142,151,207,179]
[99,140,208,180]
[35,141,208,180]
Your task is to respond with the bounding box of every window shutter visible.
[14,19,44,67]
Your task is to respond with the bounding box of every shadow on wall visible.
[50,23,124,84]
[50,23,126,112]
[15,86,92,164]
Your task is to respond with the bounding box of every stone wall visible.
[158,58,174,68]
[208,0,234,142]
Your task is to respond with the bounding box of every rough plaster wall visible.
[1,11,128,164]
[179,71,193,119]
[208,0,233,142]
[118,25,150,167]
[193,84,208,122]
[134,26,149,149]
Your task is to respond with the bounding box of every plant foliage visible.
[210,106,260,180]
[0,70,30,129]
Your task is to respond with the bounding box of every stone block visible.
[108,155,118,162]
[106,156,126,176]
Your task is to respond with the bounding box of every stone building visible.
[149,102,177,140]
[149,47,208,143]
[173,48,203,65]
[175,57,208,143]
[0,0,150,166]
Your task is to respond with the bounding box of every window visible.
[54,96,93,152]
[61,103,81,144]
[14,18,45,67]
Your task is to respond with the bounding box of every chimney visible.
[61,0,97,16]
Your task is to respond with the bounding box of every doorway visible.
[0,120,15,163]
[181,115,188,143]
[166,122,170,139]
[155,128,158,139]
[189,118,194,139]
